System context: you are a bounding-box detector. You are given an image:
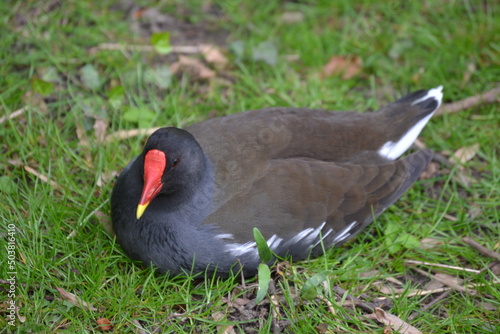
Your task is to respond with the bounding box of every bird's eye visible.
[172,158,180,167]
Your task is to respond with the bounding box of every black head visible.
[136,127,207,218]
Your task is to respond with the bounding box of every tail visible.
[377,86,443,161]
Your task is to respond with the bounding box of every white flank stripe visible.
[378,86,443,160]
[332,221,357,243]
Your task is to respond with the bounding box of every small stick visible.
[0,107,27,124]
[24,165,61,189]
[375,287,452,300]
[404,260,481,273]
[91,43,201,54]
[462,237,500,261]
[333,286,376,312]
[317,294,336,315]
[104,127,162,143]
[407,291,451,321]
[132,319,148,334]
[435,87,500,116]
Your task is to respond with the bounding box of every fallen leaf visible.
[322,55,362,79]
[96,317,113,331]
[359,269,380,278]
[32,78,54,96]
[280,12,304,24]
[419,161,440,179]
[93,118,109,143]
[80,64,102,90]
[419,238,443,249]
[252,40,278,66]
[460,62,476,88]
[150,32,172,54]
[373,308,422,334]
[424,279,445,291]
[56,287,97,311]
[450,144,480,165]
[0,176,17,194]
[468,204,482,219]
[94,210,114,236]
[23,91,48,113]
[170,55,215,80]
[122,106,156,128]
[76,121,90,147]
[144,65,173,89]
[315,323,329,333]
[200,44,228,67]
[232,297,251,307]
[229,40,245,59]
[96,171,118,188]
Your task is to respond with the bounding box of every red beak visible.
[137,149,166,219]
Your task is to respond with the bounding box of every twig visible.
[91,42,201,54]
[317,294,336,316]
[462,237,500,261]
[333,286,376,312]
[407,291,451,321]
[24,165,61,189]
[375,287,452,300]
[404,260,481,273]
[0,107,27,124]
[104,127,161,143]
[436,87,500,116]
[132,319,148,334]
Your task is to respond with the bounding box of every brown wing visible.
[202,149,431,258]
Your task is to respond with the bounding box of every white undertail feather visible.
[378,86,443,160]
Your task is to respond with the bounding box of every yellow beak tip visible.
[136,204,148,219]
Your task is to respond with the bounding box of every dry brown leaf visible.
[450,144,480,165]
[96,317,113,331]
[424,279,445,290]
[419,238,443,249]
[385,276,404,286]
[23,91,48,114]
[468,204,482,219]
[359,269,380,278]
[232,297,251,307]
[56,287,97,311]
[315,323,329,333]
[93,118,109,143]
[96,170,118,188]
[434,273,463,286]
[200,44,228,67]
[170,55,215,80]
[322,55,362,79]
[94,210,114,236]
[453,170,477,188]
[373,308,422,334]
[419,161,440,180]
[460,62,476,87]
[281,12,304,23]
[76,121,90,147]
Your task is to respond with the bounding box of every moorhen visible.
[111,86,443,277]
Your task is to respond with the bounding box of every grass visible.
[1,0,499,332]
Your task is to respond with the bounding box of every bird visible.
[111,86,443,277]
